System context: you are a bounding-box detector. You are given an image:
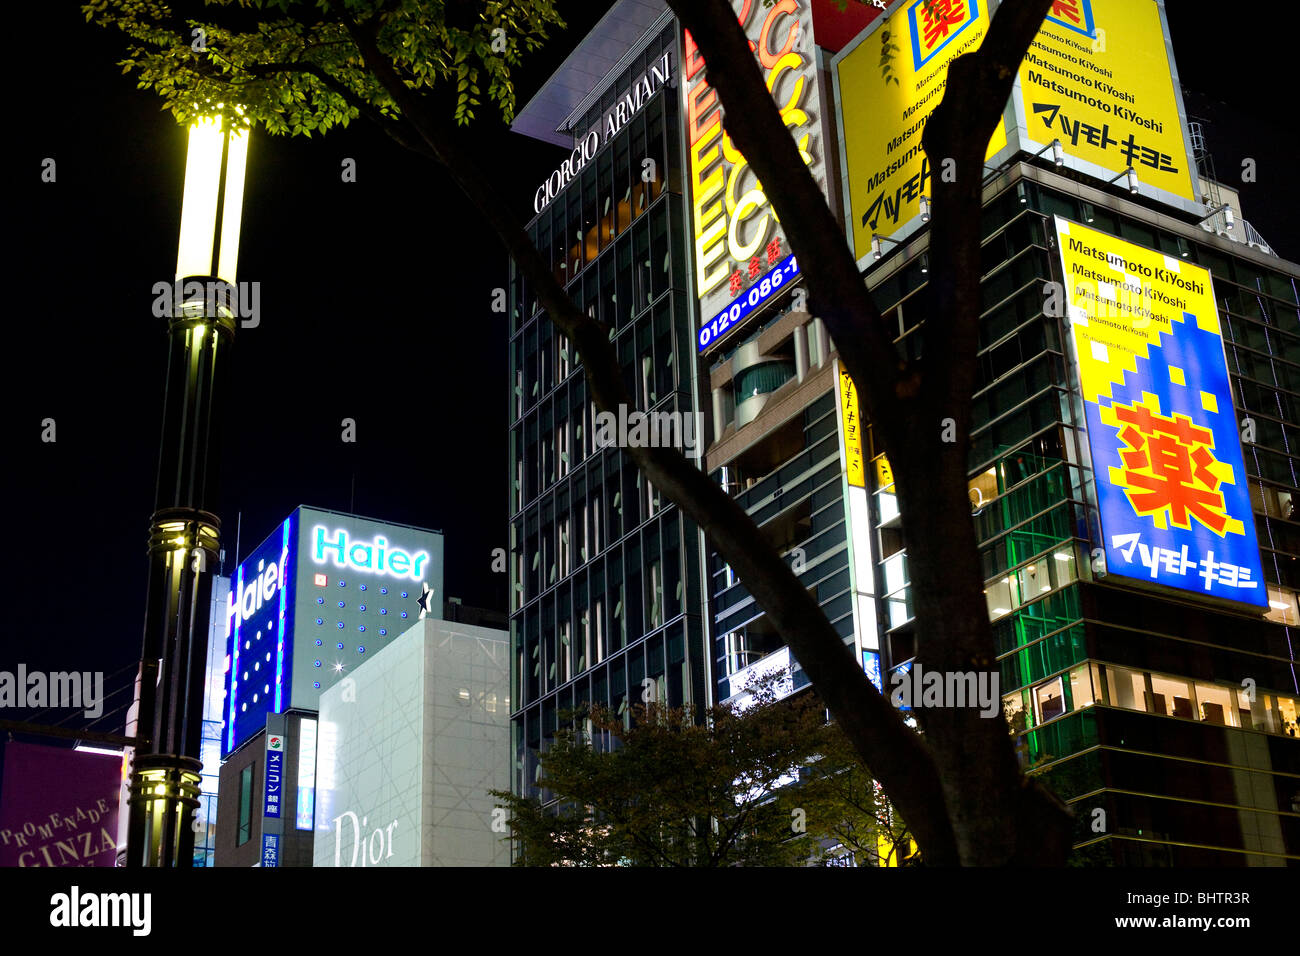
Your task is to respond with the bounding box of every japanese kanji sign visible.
[1016,0,1197,203]
[684,0,830,335]
[1055,218,1266,607]
[838,365,866,488]
[832,0,1200,266]
[263,733,284,819]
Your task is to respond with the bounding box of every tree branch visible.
[343,9,961,864]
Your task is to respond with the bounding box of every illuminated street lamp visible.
[125,111,249,868]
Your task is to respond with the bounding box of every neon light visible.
[311,525,429,581]
[226,563,244,752]
[697,254,799,353]
[273,517,291,712]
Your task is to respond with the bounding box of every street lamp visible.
[125,110,249,868]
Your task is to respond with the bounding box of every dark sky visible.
[2,2,1292,727]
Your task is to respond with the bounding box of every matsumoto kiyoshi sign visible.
[1055,218,1265,607]
[1016,0,1197,204]
[833,0,1008,260]
[832,0,1198,262]
[533,51,674,214]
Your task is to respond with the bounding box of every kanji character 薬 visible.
[1051,0,1082,24]
[921,0,966,49]
[1111,400,1232,534]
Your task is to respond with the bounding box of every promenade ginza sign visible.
[1055,218,1266,608]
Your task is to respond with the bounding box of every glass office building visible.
[510,0,1299,865]
[507,7,710,802]
[858,159,1300,864]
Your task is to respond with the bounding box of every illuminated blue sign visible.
[261,834,279,867]
[697,254,800,353]
[1056,219,1266,608]
[223,506,444,757]
[264,734,284,818]
[225,513,298,756]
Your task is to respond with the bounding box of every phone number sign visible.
[697,255,800,353]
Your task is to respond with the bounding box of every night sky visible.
[3,2,1292,731]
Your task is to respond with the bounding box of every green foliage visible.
[490,673,910,866]
[879,22,900,86]
[82,0,566,133]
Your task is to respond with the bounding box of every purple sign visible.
[0,742,121,867]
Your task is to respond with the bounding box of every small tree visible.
[491,675,903,866]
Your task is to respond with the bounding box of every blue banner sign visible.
[697,254,800,353]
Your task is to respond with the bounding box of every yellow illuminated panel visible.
[835,0,1006,258]
[1018,0,1196,201]
[684,0,825,320]
[838,365,866,488]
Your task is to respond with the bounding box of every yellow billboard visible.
[832,0,1199,262]
[837,364,866,488]
[833,0,1007,260]
[1018,0,1196,202]
[1055,218,1265,607]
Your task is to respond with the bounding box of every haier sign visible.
[311,526,430,581]
[222,506,445,756]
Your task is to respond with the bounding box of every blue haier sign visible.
[222,506,444,757]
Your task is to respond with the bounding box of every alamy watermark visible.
[890,661,1000,718]
[151,279,260,328]
[0,665,104,718]
[592,405,704,460]
[49,887,151,936]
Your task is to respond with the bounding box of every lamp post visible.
[125,112,249,867]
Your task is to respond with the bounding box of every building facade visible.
[313,618,510,867]
[506,5,711,804]
[213,505,444,865]
[507,0,1300,865]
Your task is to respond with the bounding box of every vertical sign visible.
[684,0,828,329]
[835,361,881,678]
[263,733,284,818]
[838,363,866,487]
[1055,217,1265,606]
[261,833,279,867]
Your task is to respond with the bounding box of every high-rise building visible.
[703,0,1300,864]
[213,505,444,865]
[506,3,712,803]
[512,0,1299,866]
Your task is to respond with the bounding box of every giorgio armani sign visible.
[533,50,675,214]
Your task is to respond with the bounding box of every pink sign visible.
[0,742,121,867]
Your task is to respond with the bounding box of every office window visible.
[237,764,253,846]
[1034,677,1065,722]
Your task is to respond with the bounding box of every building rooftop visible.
[512,0,668,147]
